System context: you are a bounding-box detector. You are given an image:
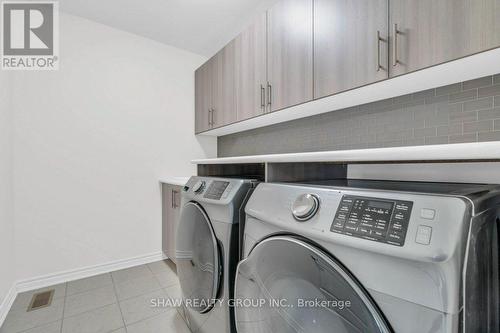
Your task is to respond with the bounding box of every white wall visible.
[0,73,15,308]
[11,14,216,281]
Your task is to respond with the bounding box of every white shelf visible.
[192,142,500,165]
[159,177,191,186]
[197,48,500,137]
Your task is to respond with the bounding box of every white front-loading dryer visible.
[175,176,257,333]
[235,180,500,333]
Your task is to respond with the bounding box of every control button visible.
[292,194,320,221]
[420,208,436,220]
[336,213,348,220]
[415,225,432,245]
[395,203,409,211]
[332,219,345,229]
[345,225,357,233]
[387,232,403,242]
[358,227,371,235]
[339,205,351,213]
[342,198,354,205]
[372,230,386,238]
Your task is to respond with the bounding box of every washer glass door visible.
[235,236,392,333]
[176,202,220,314]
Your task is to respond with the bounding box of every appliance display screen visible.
[367,200,393,210]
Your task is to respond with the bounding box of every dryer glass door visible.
[176,202,220,314]
[235,236,392,333]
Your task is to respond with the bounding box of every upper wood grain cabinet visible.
[390,0,500,77]
[195,59,213,133]
[235,13,268,121]
[213,41,237,128]
[195,43,237,133]
[314,0,389,99]
[267,0,313,112]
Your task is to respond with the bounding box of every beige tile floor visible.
[0,260,190,333]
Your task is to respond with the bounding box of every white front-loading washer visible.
[235,180,500,333]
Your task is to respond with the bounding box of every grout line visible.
[60,283,67,333]
[110,272,128,333]
[12,319,62,333]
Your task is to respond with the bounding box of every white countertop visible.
[159,176,191,186]
[192,142,500,165]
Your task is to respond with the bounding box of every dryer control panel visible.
[331,195,413,246]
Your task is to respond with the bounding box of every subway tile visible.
[403,138,425,146]
[463,120,493,133]
[462,76,493,90]
[436,83,461,96]
[376,130,409,142]
[412,89,435,101]
[402,99,426,109]
[449,111,477,123]
[463,97,493,112]
[495,119,500,130]
[437,123,462,136]
[495,96,500,107]
[449,89,478,103]
[425,94,449,105]
[370,98,395,111]
[425,112,449,127]
[436,102,462,114]
[478,131,500,142]
[413,108,435,121]
[478,84,500,98]
[449,133,477,144]
[392,94,412,104]
[414,127,437,138]
[425,136,449,145]
[478,108,500,120]
[494,74,500,85]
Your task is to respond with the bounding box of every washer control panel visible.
[331,195,413,246]
[203,181,230,200]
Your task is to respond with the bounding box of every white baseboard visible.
[16,251,167,293]
[0,283,18,328]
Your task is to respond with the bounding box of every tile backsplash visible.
[218,74,500,157]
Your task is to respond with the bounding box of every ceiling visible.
[60,0,278,57]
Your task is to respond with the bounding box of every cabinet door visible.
[168,186,182,264]
[162,184,182,264]
[314,0,388,99]
[390,0,500,77]
[235,13,268,121]
[195,61,213,133]
[267,0,313,112]
[212,42,237,128]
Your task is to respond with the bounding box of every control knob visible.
[292,194,320,221]
[192,180,206,194]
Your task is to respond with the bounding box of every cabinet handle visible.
[172,190,179,208]
[171,189,175,208]
[208,109,212,126]
[267,82,272,110]
[211,108,215,126]
[260,84,265,111]
[376,30,382,72]
[392,23,400,67]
